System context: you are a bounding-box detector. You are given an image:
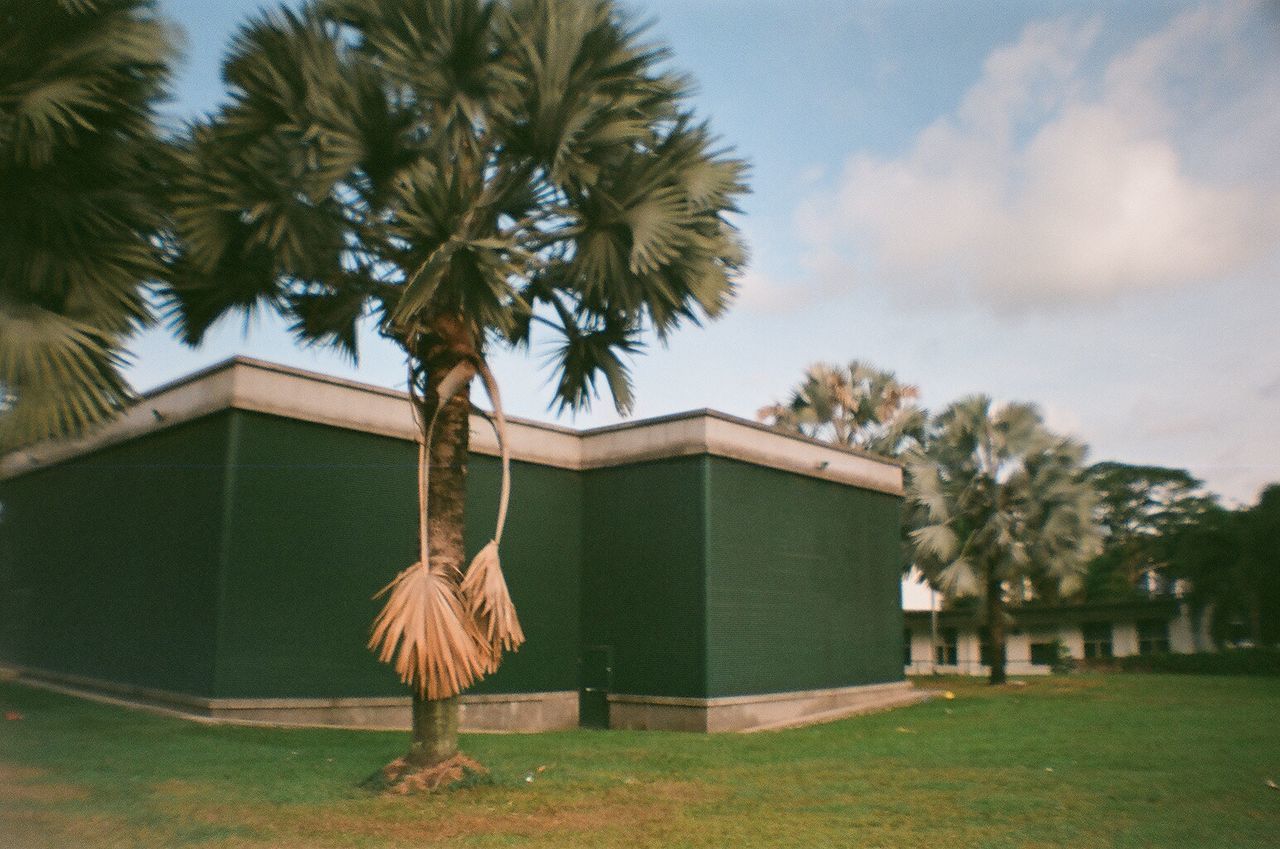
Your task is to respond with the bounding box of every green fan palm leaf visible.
[0,0,175,449]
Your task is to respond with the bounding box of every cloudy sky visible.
[140,0,1280,515]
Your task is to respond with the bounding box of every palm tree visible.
[163,0,746,778]
[904,396,1101,684]
[758,361,925,457]
[0,0,174,448]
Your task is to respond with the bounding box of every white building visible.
[904,600,1214,677]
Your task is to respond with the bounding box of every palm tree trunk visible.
[986,575,1007,685]
[407,360,471,767]
[410,695,460,766]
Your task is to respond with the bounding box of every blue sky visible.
[139,0,1280,516]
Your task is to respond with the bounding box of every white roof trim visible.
[1,357,902,495]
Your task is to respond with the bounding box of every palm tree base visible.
[409,693,461,766]
[365,753,489,795]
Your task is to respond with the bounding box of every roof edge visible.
[1,358,903,494]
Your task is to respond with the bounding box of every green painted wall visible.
[464,442,582,697]
[0,405,904,707]
[0,416,230,695]
[580,456,708,699]
[704,457,904,697]
[212,410,582,699]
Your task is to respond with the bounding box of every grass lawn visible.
[2,674,1278,848]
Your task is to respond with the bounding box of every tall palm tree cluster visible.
[763,364,1102,684]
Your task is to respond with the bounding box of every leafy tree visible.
[1162,503,1244,644]
[163,0,746,777]
[904,396,1101,684]
[758,360,925,457]
[1167,485,1280,646]
[1083,462,1216,599]
[0,0,174,448]
[1241,485,1280,645]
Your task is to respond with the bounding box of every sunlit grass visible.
[2,674,1277,848]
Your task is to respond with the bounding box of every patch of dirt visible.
[149,779,205,799]
[0,764,45,782]
[0,762,87,803]
[0,808,173,849]
[278,777,716,847]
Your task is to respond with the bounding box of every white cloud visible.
[733,267,793,312]
[797,164,826,185]
[733,258,849,315]
[799,1,1280,307]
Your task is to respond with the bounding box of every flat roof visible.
[1,357,903,495]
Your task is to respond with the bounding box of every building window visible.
[935,627,958,665]
[1030,642,1057,666]
[904,629,913,666]
[1137,619,1169,655]
[1082,622,1113,659]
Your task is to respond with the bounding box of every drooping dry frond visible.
[368,562,486,699]
[460,361,523,673]
[461,540,525,673]
[368,357,489,698]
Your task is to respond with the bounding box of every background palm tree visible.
[0,0,174,448]
[758,360,925,457]
[904,396,1101,684]
[164,0,746,776]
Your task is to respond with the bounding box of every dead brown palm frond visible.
[368,560,487,698]
[461,361,523,672]
[460,540,524,673]
[369,359,486,698]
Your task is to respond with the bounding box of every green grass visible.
[2,675,1278,848]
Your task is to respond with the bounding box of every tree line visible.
[759,362,1280,682]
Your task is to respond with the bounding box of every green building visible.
[0,358,920,732]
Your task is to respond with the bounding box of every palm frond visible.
[286,280,370,362]
[368,562,487,699]
[0,302,133,448]
[910,523,959,562]
[936,558,980,598]
[460,541,524,673]
[0,0,171,446]
[544,312,639,414]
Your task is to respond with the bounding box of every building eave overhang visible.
[1,357,903,495]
